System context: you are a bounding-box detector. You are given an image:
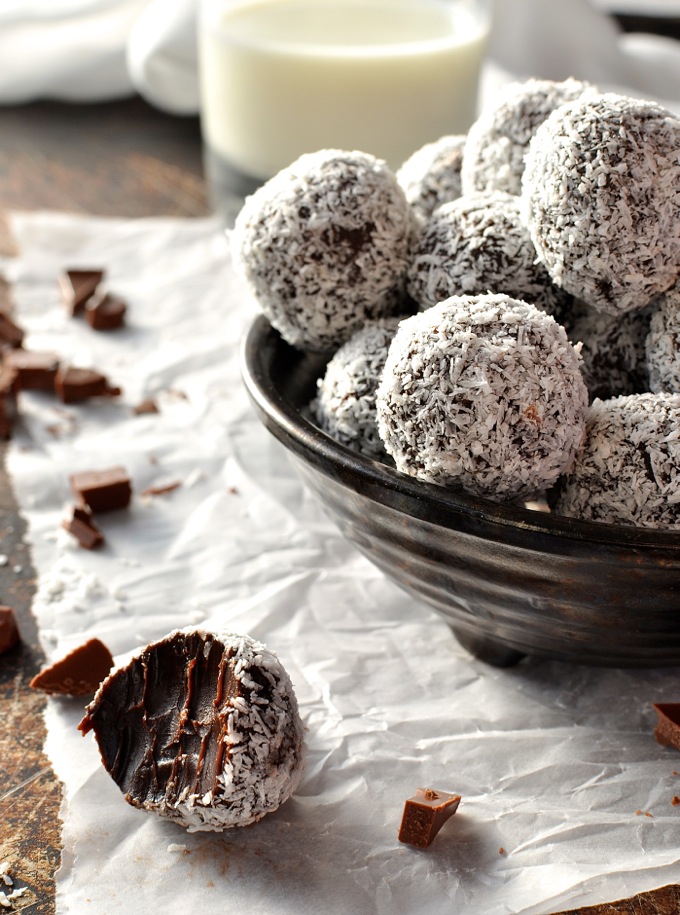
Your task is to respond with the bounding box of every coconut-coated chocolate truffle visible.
[406,192,571,321]
[522,92,680,316]
[79,628,305,832]
[461,77,594,197]
[396,135,466,224]
[551,393,680,529]
[376,294,588,501]
[566,303,652,402]
[232,149,412,352]
[311,317,402,459]
[646,284,680,393]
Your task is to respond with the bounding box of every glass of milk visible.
[198,0,491,223]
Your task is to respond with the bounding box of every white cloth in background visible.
[0,0,678,112]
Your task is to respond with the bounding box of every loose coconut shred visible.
[551,393,680,529]
[522,92,680,315]
[232,149,412,352]
[376,294,589,501]
[79,628,305,832]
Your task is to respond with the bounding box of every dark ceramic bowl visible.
[241,315,680,668]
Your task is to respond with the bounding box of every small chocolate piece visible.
[30,638,114,696]
[85,291,127,331]
[133,397,159,415]
[4,349,60,391]
[653,703,680,751]
[398,787,461,848]
[0,311,24,349]
[0,363,18,440]
[0,605,20,654]
[140,480,182,498]
[59,269,105,316]
[70,466,132,513]
[79,628,306,831]
[62,505,105,549]
[54,365,121,404]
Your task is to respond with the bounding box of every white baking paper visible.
[4,212,680,915]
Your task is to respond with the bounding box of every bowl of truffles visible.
[239,78,680,668]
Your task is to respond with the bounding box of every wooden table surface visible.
[0,80,679,914]
[0,96,210,914]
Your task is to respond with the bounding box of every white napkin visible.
[0,0,678,112]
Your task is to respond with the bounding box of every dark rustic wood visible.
[0,94,209,913]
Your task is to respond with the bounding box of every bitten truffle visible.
[551,393,680,529]
[376,294,588,501]
[522,92,680,315]
[311,317,402,459]
[461,77,594,196]
[232,149,412,352]
[653,703,680,751]
[406,192,571,320]
[396,134,466,224]
[79,628,305,832]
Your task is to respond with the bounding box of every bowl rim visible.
[241,314,680,552]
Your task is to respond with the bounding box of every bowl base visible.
[452,628,526,667]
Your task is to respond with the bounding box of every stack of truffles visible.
[232,78,680,530]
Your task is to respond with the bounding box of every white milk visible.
[198,0,489,182]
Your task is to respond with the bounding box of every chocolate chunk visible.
[59,269,105,316]
[0,363,18,440]
[653,703,680,751]
[70,466,132,513]
[30,638,114,696]
[0,311,24,349]
[0,605,20,654]
[4,349,60,391]
[55,365,121,404]
[85,291,127,331]
[398,787,461,848]
[62,505,105,549]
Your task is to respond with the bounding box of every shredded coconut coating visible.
[84,628,305,832]
[566,301,652,401]
[646,283,680,393]
[406,192,571,321]
[232,149,413,352]
[522,92,680,316]
[375,294,589,501]
[396,135,466,224]
[461,78,594,197]
[311,317,402,459]
[551,393,680,528]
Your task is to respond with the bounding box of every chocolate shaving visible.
[55,366,121,404]
[70,466,132,513]
[133,397,159,415]
[398,787,461,848]
[62,505,105,550]
[85,291,127,331]
[140,480,182,498]
[59,269,105,316]
[30,638,114,696]
[653,703,680,751]
[0,605,20,654]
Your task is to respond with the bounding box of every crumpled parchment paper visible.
[3,212,680,915]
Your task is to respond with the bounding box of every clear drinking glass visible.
[198,0,491,223]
